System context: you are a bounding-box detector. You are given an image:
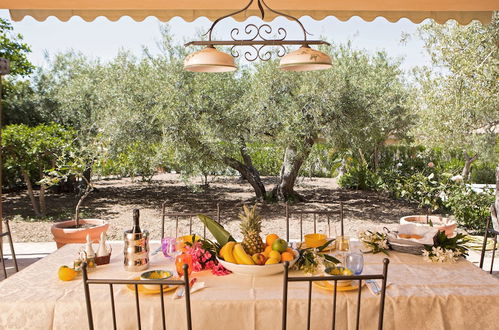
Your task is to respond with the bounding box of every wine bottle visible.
[132,209,142,233]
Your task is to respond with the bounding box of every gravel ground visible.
[4,173,422,243]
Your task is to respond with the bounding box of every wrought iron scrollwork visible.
[185,0,330,60]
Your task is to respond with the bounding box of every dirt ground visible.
[4,173,422,243]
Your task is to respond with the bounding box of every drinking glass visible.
[335,236,350,252]
[346,252,364,275]
[175,253,193,276]
[161,237,176,258]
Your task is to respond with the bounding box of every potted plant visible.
[48,141,108,248]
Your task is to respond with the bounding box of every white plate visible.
[217,255,298,277]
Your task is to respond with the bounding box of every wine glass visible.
[161,237,176,258]
[346,252,364,275]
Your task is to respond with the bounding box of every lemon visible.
[265,258,279,265]
[268,250,282,262]
[58,265,78,281]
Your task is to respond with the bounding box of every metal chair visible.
[480,204,498,274]
[0,217,19,279]
[161,202,220,239]
[285,202,345,242]
[282,259,390,330]
[82,262,192,330]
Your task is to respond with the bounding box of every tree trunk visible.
[39,183,46,217]
[461,152,478,180]
[21,170,41,216]
[223,156,266,200]
[272,137,315,202]
[39,167,46,216]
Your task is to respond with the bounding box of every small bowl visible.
[324,266,353,287]
[304,233,327,248]
[140,270,173,290]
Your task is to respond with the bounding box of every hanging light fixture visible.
[184,46,237,72]
[184,0,332,72]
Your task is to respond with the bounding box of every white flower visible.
[451,175,463,182]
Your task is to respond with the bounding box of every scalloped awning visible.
[3,0,497,25]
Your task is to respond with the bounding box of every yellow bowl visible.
[180,234,201,244]
[304,233,327,248]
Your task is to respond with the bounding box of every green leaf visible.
[197,214,235,246]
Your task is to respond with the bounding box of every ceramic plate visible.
[313,280,364,292]
[126,277,178,295]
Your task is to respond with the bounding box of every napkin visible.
[393,223,438,245]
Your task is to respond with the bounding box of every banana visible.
[233,243,255,265]
[221,242,237,264]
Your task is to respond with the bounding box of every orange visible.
[263,245,273,257]
[266,234,279,246]
[281,252,295,262]
[58,265,77,281]
[285,247,294,253]
[268,250,282,262]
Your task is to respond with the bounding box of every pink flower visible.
[427,162,434,168]
[211,263,231,276]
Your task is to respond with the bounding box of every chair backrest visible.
[285,202,344,242]
[282,258,390,330]
[479,204,498,273]
[81,263,192,330]
[0,218,19,279]
[161,202,220,239]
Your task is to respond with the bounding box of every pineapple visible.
[239,204,265,255]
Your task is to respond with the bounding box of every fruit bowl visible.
[217,254,299,277]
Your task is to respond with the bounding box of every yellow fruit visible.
[263,245,273,257]
[266,234,279,246]
[268,250,282,262]
[281,251,295,262]
[233,243,255,265]
[265,258,279,265]
[220,242,237,264]
[58,265,77,281]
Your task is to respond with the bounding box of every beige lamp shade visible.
[279,46,332,72]
[184,46,237,73]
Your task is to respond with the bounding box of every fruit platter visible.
[199,205,298,277]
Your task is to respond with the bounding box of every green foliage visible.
[3,123,75,177]
[0,18,34,76]
[247,143,283,176]
[338,160,381,191]
[411,16,498,165]
[425,231,469,257]
[443,185,495,231]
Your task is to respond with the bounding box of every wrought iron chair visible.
[285,202,345,242]
[480,204,498,274]
[161,202,220,239]
[282,259,389,330]
[0,217,19,279]
[82,262,192,330]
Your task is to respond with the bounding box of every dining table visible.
[1,241,499,330]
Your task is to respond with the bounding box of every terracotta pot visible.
[51,219,109,249]
[400,215,456,237]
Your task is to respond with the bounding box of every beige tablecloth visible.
[1,242,499,330]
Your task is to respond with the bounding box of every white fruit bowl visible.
[217,255,299,277]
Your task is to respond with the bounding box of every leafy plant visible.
[294,240,340,274]
[197,214,235,247]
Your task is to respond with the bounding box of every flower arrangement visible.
[358,230,389,254]
[184,239,231,276]
[422,231,468,263]
[294,240,339,274]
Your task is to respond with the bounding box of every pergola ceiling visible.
[2,0,497,24]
